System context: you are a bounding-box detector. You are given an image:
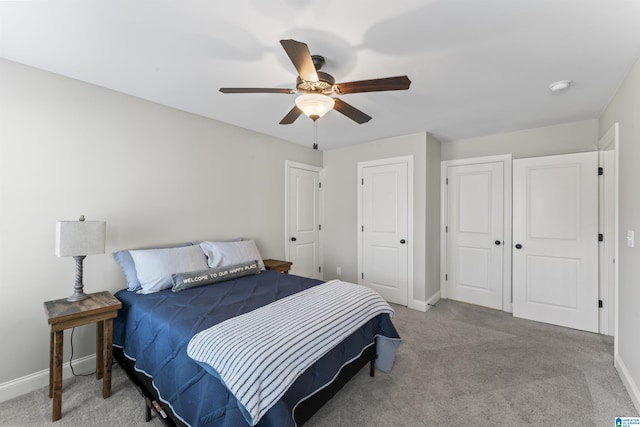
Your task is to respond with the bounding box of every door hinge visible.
[446,226,448,232]
[598,167,603,176]
[445,274,448,280]
[446,178,448,184]
[598,299,603,308]
[361,272,364,279]
[319,182,322,189]
[361,178,364,185]
[319,266,322,273]
[598,233,604,242]
[361,225,364,232]
[319,224,322,231]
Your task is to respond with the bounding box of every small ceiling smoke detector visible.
[549,80,572,93]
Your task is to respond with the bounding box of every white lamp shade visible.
[55,220,106,257]
[295,93,335,119]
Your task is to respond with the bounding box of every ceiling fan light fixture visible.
[295,93,335,121]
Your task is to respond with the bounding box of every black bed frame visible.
[113,342,376,426]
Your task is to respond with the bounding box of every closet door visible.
[359,158,411,306]
[445,162,504,310]
[513,152,598,332]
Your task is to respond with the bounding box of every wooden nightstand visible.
[43,291,121,421]
[263,259,293,274]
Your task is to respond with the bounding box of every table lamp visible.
[55,215,106,302]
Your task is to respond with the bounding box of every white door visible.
[287,165,321,278]
[446,162,504,310]
[360,161,409,305]
[513,152,598,332]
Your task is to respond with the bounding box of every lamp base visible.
[67,255,89,302]
[67,291,89,302]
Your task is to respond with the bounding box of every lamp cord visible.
[69,327,96,377]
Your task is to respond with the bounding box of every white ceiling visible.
[2,0,640,150]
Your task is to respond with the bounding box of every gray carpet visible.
[1,300,636,426]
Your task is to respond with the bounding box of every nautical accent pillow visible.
[130,245,209,294]
[199,240,265,270]
[171,260,260,292]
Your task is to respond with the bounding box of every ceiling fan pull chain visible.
[313,120,318,150]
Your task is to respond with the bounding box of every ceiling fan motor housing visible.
[311,55,325,70]
[296,71,335,94]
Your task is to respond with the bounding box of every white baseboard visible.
[616,354,640,414]
[0,353,96,403]
[409,291,441,312]
[409,299,427,312]
[425,291,441,311]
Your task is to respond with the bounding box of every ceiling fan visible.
[220,39,412,125]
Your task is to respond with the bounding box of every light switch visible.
[627,230,635,248]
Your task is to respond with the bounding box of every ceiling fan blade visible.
[280,39,319,83]
[335,76,411,94]
[219,88,295,94]
[279,105,303,125]
[333,98,372,124]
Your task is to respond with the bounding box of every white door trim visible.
[285,161,324,278]
[440,154,513,312]
[596,123,619,340]
[357,156,415,309]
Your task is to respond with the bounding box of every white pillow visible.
[199,240,265,271]
[130,245,209,294]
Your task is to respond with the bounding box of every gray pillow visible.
[113,250,143,291]
[171,260,260,292]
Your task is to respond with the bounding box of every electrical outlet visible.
[627,230,635,248]
[336,267,341,276]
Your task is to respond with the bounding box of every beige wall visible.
[0,59,322,385]
[599,55,640,411]
[322,132,441,307]
[441,119,598,161]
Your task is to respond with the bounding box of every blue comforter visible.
[113,271,400,427]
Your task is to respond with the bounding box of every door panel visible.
[288,167,320,278]
[457,247,490,290]
[291,242,315,277]
[513,151,598,332]
[361,162,408,305]
[368,245,400,288]
[446,162,504,310]
[526,255,578,307]
[528,166,580,239]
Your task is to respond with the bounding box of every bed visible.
[112,258,401,427]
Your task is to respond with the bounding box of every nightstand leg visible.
[103,319,113,398]
[96,321,104,380]
[49,331,53,398]
[52,330,63,421]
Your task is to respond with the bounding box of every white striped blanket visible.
[186,280,394,426]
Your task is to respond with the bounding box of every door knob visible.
[495,240,502,246]
[400,239,406,244]
[291,237,297,242]
[515,243,522,249]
